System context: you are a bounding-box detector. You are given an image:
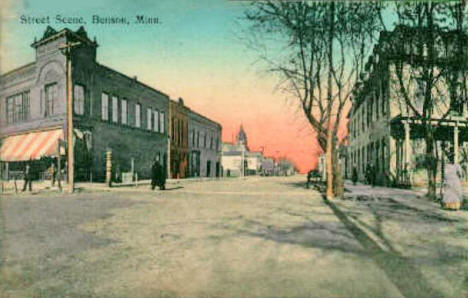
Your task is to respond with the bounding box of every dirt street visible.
[1,176,466,297]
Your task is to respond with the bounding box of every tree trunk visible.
[326,127,334,200]
[440,141,445,200]
[332,144,344,198]
[326,2,335,200]
[426,132,437,199]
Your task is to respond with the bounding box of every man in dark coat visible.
[306,170,312,189]
[157,163,166,190]
[151,159,159,191]
[352,166,358,186]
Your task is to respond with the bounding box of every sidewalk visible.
[331,181,468,297]
[344,181,467,213]
[0,176,234,195]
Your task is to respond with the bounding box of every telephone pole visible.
[59,40,80,193]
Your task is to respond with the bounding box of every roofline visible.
[1,62,35,78]
[188,108,222,128]
[97,63,170,98]
[31,28,97,48]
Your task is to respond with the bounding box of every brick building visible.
[0,26,169,181]
[188,108,222,177]
[168,98,189,179]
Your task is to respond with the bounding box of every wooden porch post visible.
[454,124,459,164]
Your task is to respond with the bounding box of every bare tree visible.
[244,1,381,198]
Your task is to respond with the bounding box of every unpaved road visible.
[1,176,466,297]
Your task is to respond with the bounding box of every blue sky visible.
[0,0,403,171]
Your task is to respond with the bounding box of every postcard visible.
[1,1,467,297]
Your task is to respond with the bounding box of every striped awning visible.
[0,129,64,162]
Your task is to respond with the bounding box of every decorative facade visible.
[0,26,222,182]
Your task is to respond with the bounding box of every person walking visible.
[370,165,376,187]
[306,170,312,189]
[151,159,159,191]
[22,161,32,192]
[157,162,166,190]
[442,152,464,210]
[352,166,358,186]
[49,160,57,187]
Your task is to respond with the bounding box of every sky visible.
[1,0,332,173]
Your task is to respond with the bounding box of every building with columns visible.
[347,26,468,186]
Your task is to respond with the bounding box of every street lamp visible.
[59,40,81,193]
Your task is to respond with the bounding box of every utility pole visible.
[59,40,81,193]
[167,101,172,179]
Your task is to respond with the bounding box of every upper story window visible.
[196,131,200,148]
[192,130,196,146]
[112,96,119,123]
[121,99,128,125]
[101,93,109,121]
[160,111,165,133]
[147,108,152,130]
[178,119,182,145]
[153,110,159,132]
[6,91,30,125]
[73,84,85,115]
[135,103,141,128]
[45,83,57,117]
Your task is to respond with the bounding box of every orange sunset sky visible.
[1,0,327,173]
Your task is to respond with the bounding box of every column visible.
[454,125,459,164]
[106,150,112,187]
[404,122,411,168]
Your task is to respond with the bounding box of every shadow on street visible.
[324,198,445,298]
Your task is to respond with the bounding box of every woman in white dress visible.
[442,162,464,210]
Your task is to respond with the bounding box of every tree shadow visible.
[216,216,369,257]
[324,199,446,298]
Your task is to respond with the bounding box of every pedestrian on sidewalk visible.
[306,170,312,189]
[370,165,376,187]
[157,162,166,190]
[22,161,33,192]
[442,162,464,210]
[365,164,372,185]
[151,159,159,191]
[352,166,358,186]
[49,160,57,187]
